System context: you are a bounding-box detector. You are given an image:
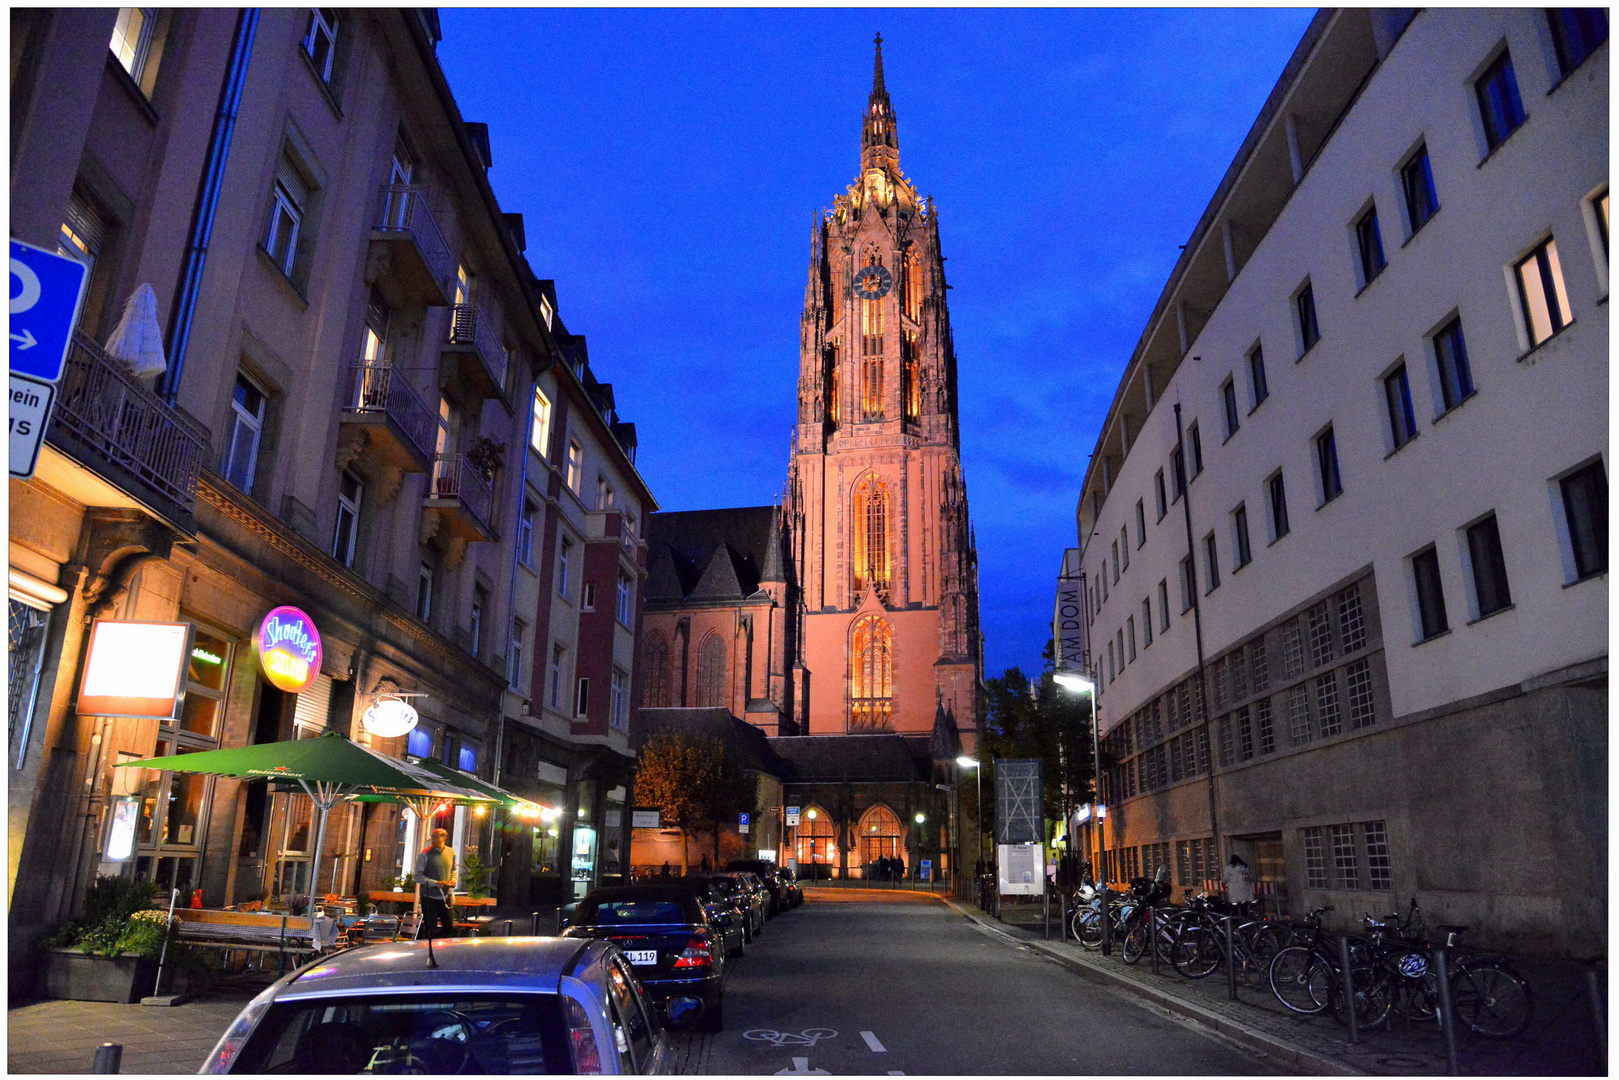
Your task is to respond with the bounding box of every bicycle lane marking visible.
[860,1031,885,1053]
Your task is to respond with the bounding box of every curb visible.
[937,895,1361,1076]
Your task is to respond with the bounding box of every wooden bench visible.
[173,909,328,974]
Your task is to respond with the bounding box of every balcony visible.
[45,330,207,529]
[370,185,453,307]
[442,303,509,403]
[339,362,435,472]
[424,453,496,542]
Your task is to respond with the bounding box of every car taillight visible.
[671,935,714,968]
[563,995,603,1074]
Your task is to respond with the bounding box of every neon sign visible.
[257,605,322,693]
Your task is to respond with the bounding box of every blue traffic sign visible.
[739,813,750,825]
[10,239,89,384]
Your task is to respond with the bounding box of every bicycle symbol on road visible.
[744,1029,837,1048]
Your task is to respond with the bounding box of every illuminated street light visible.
[956,756,979,769]
[1053,670,1095,694]
[914,812,926,824]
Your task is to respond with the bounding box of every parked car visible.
[776,865,804,908]
[733,869,777,920]
[727,860,789,915]
[199,936,671,1074]
[561,885,727,1032]
[678,876,747,958]
[713,872,766,937]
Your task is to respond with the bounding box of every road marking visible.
[745,1029,837,1048]
[887,1072,905,1076]
[775,1057,829,1074]
[860,1031,886,1053]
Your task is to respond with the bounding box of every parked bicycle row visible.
[1066,869,1533,1041]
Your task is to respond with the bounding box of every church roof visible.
[766,734,932,784]
[645,507,786,603]
[635,708,780,774]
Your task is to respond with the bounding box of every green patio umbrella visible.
[115,731,493,902]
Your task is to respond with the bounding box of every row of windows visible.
[1302,820,1392,892]
[544,641,630,731]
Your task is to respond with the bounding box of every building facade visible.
[1070,8,1606,957]
[9,7,653,983]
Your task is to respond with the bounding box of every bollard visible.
[1044,890,1050,941]
[531,911,541,936]
[1101,890,1112,957]
[1225,916,1238,1001]
[1434,948,1459,1076]
[1587,969,1607,1059]
[1338,935,1359,1044]
[91,1043,122,1073]
[503,919,513,937]
[1149,906,1159,976]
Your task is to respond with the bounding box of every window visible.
[1346,659,1375,729]
[581,583,595,612]
[616,573,633,625]
[549,645,565,710]
[1119,527,1129,571]
[1295,282,1320,354]
[1171,447,1186,500]
[1116,629,1125,673]
[1316,427,1342,503]
[1256,699,1275,755]
[470,585,488,660]
[1384,364,1418,450]
[1221,379,1240,438]
[1233,504,1252,569]
[1107,641,1115,683]
[1302,827,1327,888]
[1288,685,1312,746]
[1412,547,1449,640]
[1217,716,1233,767]
[1250,638,1268,693]
[1179,555,1196,613]
[1141,599,1153,648]
[1267,472,1290,541]
[223,374,267,493]
[1111,541,1120,584]
[416,560,434,621]
[566,440,582,494]
[853,476,891,599]
[1154,469,1168,520]
[1247,344,1268,408]
[518,503,536,567]
[1237,707,1254,760]
[1203,533,1220,593]
[1593,189,1610,258]
[530,388,552,457]
[1560,459,1608,580]
[1134,500,1146,547]
[1515,239,1572,347]
[509,620,526,689]
[1475,50,1526,151]
[1189,422,1203,476]
[610,668,629,732]
[1315,674,1342,737]
[596,476,613,511]
[264,159,307,279]
[1281,621,1304,679]
[109,8,157,85]
[558,538,573,599]
[302,9,339,85]
[642,634,670,708]
[696,634,727,709]
[1551,8,1609,75]
[332,470,362,568]
[1466,514,1513,617]
[1307,603,1335,668]
[1338,586,1367,653]
[1126,617,1136,662]
[1402,145,1439,233]
[58,190,106,293]
[1432,318,1475,412]
[1356,206,1386,286]
[1364,820,1392,891]
[1330,824,1359,890]
[575,677,590,718]
[1157,580,1170,633]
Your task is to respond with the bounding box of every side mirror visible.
[558,902,578,932]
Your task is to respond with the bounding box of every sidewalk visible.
[946,895,1606,1076]
[7,989,255,1074]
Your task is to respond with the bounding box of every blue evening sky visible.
[437,7,1317,677]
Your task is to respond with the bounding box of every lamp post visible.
[1054,667,1107,950]
[957,756,982,885]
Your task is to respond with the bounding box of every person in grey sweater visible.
[415,828,458,939]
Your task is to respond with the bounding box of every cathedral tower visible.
[787,36,983,741]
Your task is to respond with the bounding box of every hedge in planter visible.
[39,877,182,1002]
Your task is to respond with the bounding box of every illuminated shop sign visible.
[77,620,192,717]
[362,697,419,738]
[257,606,322,693]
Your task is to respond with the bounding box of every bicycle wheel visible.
[1122,920,1148,964]
[1173,923,1224,979]
[1270,946,1333,1014]
[1072,908,1103,950]
[1241,923,1287,987]
[1331,963,1393,1031]
[1450,961,1533,1039]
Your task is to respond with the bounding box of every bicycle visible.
[1169,893,1289,985]
[1268,906,1339,1015]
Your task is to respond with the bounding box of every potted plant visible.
[466,437,505,484]
[39,876,173,1003]
[461,851,494,901]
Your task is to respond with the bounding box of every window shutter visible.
[276,155,310,207]
[293,673,333,734]
[65,192,106,255]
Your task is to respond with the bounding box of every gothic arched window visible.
[642,632,670,708]
[852,477,890,599]
[795,806,837,873]
[849,614,893,730]
[858,804,904,871]
[903,250,922,322]
[695,633,727,709]
[901,331,919,422]
[825,343,841,427]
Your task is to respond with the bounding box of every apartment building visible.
[1070,8,1605,957]
[8,7,653,977]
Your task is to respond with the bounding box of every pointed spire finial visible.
[872,33,886,98]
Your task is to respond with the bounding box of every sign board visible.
[78,620,192,717]
[739,813,749,826]
[10,374,54,480]
[362,697,419,738]
[104,797,140,861]
[920,859,932,882]
[10,239,88,384]
[739,822,749,835]
[997,843,1044,895]
[257,605,322,693]
[631,807,661,829]
[785,810,800,826]
[994,758,1044,844]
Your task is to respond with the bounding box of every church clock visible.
[853,263,893,299]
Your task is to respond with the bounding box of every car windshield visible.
[231,992,563,1074]
[579,899,690,924]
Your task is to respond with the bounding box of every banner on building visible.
[1053,547,1085,672]
[994,758,1043,844]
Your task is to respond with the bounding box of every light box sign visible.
[78,620,192,717]
[257,605,322,693]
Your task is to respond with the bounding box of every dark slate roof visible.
[645,507,785,603]
[766,734,933,784]
[635,708,779,774]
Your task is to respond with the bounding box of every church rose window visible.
[852,477,891,599]
[642,632,670,708]
[850,614,893,730]
[695,633,727,709]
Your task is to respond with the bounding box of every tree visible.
[981,641,1094,848]
[633,734,758,873]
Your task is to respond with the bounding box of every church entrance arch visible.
[857,804,904,878]
[794,806,837,880]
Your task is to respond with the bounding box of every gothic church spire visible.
[861,33,898,172]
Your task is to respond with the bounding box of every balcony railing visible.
[49,330,208,513]
[374,184,453,297]
[344,361,436,465]
[428,452,494,534]
[849,698,894,731]
[448,302,508,393]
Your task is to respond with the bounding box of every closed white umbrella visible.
[104,283,167,380]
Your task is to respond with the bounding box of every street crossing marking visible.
[861,1031,886,1053]
[775,1057,829,1074]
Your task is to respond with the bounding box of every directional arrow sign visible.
[10,239,89,384]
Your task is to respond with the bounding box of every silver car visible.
[199,937,672,1074]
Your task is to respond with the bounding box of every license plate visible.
[626,950,658,966]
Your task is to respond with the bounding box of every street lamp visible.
[957,756,983,881]
[1052,670,1095,694]
[1054,662,1109,951]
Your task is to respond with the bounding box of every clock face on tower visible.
[854,263,893,299]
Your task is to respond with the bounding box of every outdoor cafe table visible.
[367,891,499,913]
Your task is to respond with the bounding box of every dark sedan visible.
[712,872,766,936]
[680,876,747,958]
[562,886,727,1032]
[727,859,790,915]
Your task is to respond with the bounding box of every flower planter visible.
[40,949,158,1004]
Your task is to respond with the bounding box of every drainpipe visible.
[160,8,259,404]
[1173,401,1222,868]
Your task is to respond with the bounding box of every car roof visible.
[273,937,596,1000]
[582,884,704,903]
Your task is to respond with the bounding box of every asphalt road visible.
[669,890,1282,1075]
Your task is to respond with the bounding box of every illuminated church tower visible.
[787,35,983,741]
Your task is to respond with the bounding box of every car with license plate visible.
[561,885,727,1032]
[198,936,671,1074]
[775,865,804,908]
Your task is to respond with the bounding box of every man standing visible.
[415,828,458,939]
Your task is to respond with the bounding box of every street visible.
[670,891,1280,1075]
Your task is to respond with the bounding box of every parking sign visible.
[10,239,89,384]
